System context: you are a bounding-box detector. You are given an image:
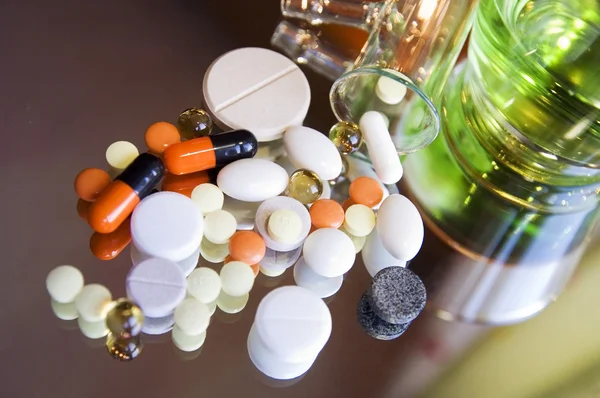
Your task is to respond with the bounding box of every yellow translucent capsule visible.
[329,121,363,155]
[176,108,213,140]
[286,169,323,205]
[105,298,144,338]
[106,333,143,361]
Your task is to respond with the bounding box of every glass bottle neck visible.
[281,0,383,30]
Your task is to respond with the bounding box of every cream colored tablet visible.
[191,183,224,215]
[187,267,221,304]
[259,265,287,278]
[216,290,249,314]
[220,261,255,297]
[172,326,206,352]
[339,225,367,253]
[200,238,229,263]
[105,141,139,170]
[50,299,78,321]
[46,265,84,304]
[174,298,211,336]
[75,284,112,323]
[203,210,237,244]
[343,204,376,237]
[267,209,303,244]
[376,72,408,105]
[78,317,109,339]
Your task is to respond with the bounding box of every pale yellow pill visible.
[216,290,249,314]
[50,299,78,321]
[267,209,303,244]
[200,238,229,263]
[172,325,206,352]
[206,300,217,316]
[339,225,367,253]
[343,204,376,237]
[191,183,224,215]
[105,141,139,170]
[75,284,112,322]
[259,265,286,278]
[174,298,210,336]
[220,261,255,297]
[187,267,221,303]
[77,317,109,339]
[203,210,237,244]
[46,265,84,303]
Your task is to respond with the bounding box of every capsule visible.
[163,129,258,175]
[89,217,131,260]
[88,153,164,234]
[161,169,218,197]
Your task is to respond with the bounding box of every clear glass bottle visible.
[404,0,600,324]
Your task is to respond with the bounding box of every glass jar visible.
[404,0,600,324]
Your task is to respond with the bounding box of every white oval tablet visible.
[187,267,221,304]
[254,286,332,363]
[302,228,356,278]
[268,209,302,243]
[203,47,310,142]
[172,326,207,352]
[362,228,407,277]
[220,261,255,297]
[46,265,84,304]
[216,290,249,314]
[344,204,376,237]
[50,299,78,321]
[217,159,288,202]
[293,257,343,299]
[75,284,112,323]
[283,126,343,180]
[359,111,403,185]
[255,196,311,252]
[174,298,211,336]
[131,192,204,263]
[203,210,237,244]
[191,183,224,215]
[199,238,229,263]
[376,194,424,261]
[376,71,408,105]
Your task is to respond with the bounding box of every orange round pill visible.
[228,231,266,266]
[74,168,111,202]
[225,255,259,277]
[342,197,356,212]
[309,199,345,229]
[349,176,384,207]
[145,122,180,155]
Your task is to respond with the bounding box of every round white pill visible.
[191,183,224,216]
[46,265,84,303]
[359,111,403,185]
[344,204,376,237]
[283,126,343,180]
[131,191,204,263]
[222,195,261,230]
[174,298,211,336]
[206,300,217,316]
[130,243,199,277]
[220,261,255,297]
[293,257,343,299]
[203,47,310,142]
[376,71,408,105]
[187,267,221,304]
[217,159,288,202]
[142,314,175,335]
[254,286,332,363]
[339,225,367,253]
[199,238,229,263]
[362,228,407,277]
[255,196,311,252]
[78,317,109,339]
[267,209,303,244]
[302,228,356,278]
[376,194,424,261]
[75,284,112,323]
[216,290,249,314]
[172,326,206,352]
[50,299,78,321]
[105,141,139,170]
[126,258,186,318]
[203,210,237,244]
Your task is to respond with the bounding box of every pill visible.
[191,183,224,215]
[293,257,343,299]
[187,267,221,304]
[203,210,237,244]
[131,191,203,263]
[221,195,261,230]
[220,261,255,297]
[177,108,213,140]
[226,255,260,276]
[217,158,288,202]
[89,218,131,260]
[259,245,302,270]
[283,126,343,180]
[203,47,310,142]
[126,258,187,318]
[88,153,164,234]
[339,225,367,253]
[78,317,109,339]
[357,292,411,340]
[362,228,406,277]
[144,122,180,155]
[342,197,355,212]
[329,121,363,155]
[359,111,403,185]
[50,299,78,321]
[369,266,426,324]
[130,243,199,277]
[346,155,390,210]
[105,141,139,171]
[163,129,258,175]
[174,298,211,336]
[74,168,111,202]
[255,196,311,252]
[344,204,376,237]
[198,236,228,262]
[172,326,207,352]
[375,71,408,105]
[376,194,424,261]
[267,209,302,244]
[286,169,323,205]
[229,231,266,265]
[206,300,217,316]
[259,264,287,277]
[46,265,84,304]
[349,176,384,208]
[106,334,143,361]
[142,314,175,335]
[161,170,214,198]
[77,198,92,221]
[309,199,344,229]
[216,290,249,314]
[75,284,112,322]
[302,228,355,278]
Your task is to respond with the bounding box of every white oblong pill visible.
[78,317,109,339]
[362,228,407,277]
[293,257,343,299]
[172,326,206,352]
[217,159,288,202]
[203,210,237,244]
[187,267,221,304]
[75,284,112,323]
[216,290,249,314]
[199,238,229,263]
[376,194,424,261]
[376,72,408,105]
[267,209,303,244]
[302,228,355,278]
[50,299,78,321]
[255,196,311,252]
[105,141,139,170]
[220,261,255,297]
[174,298,211,336]
[283,126,343,180]
[359,111,403,185]
[339,225,367,254]
[131,192,204,263]
[46,265,84,304]
[191,183,224,216]
[343,204,376,237]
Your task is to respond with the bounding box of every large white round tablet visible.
[203,210,237,244]
[174,298,211,336]
[142,314,175,335]
[302,228,355,278]
[359,111,403,185]
[362,228,407,277]
[75,284,112,322]
[130,243,199,277]
[217,159,288,202]
[187,267,221,304]
[283,126,343,180]
[344,204,376,237]
[191,183,224,216]
[203,47,310,142]
[220,261,255,297]
[254,286,332,363]
[131,192,204,262]
[46,265,84,303]
[376,194,424,261]
[293,257,343,299]
[172,326,206,352]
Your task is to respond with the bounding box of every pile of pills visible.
[47,47,428,378]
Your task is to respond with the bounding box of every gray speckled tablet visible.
[255,196,311,252]
[357,293,410,340]
[368,266,426,324]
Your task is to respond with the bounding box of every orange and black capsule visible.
[163,129,258,175]
[88,153,164,234]
[89,217,132,260]
[160,169,219,197]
